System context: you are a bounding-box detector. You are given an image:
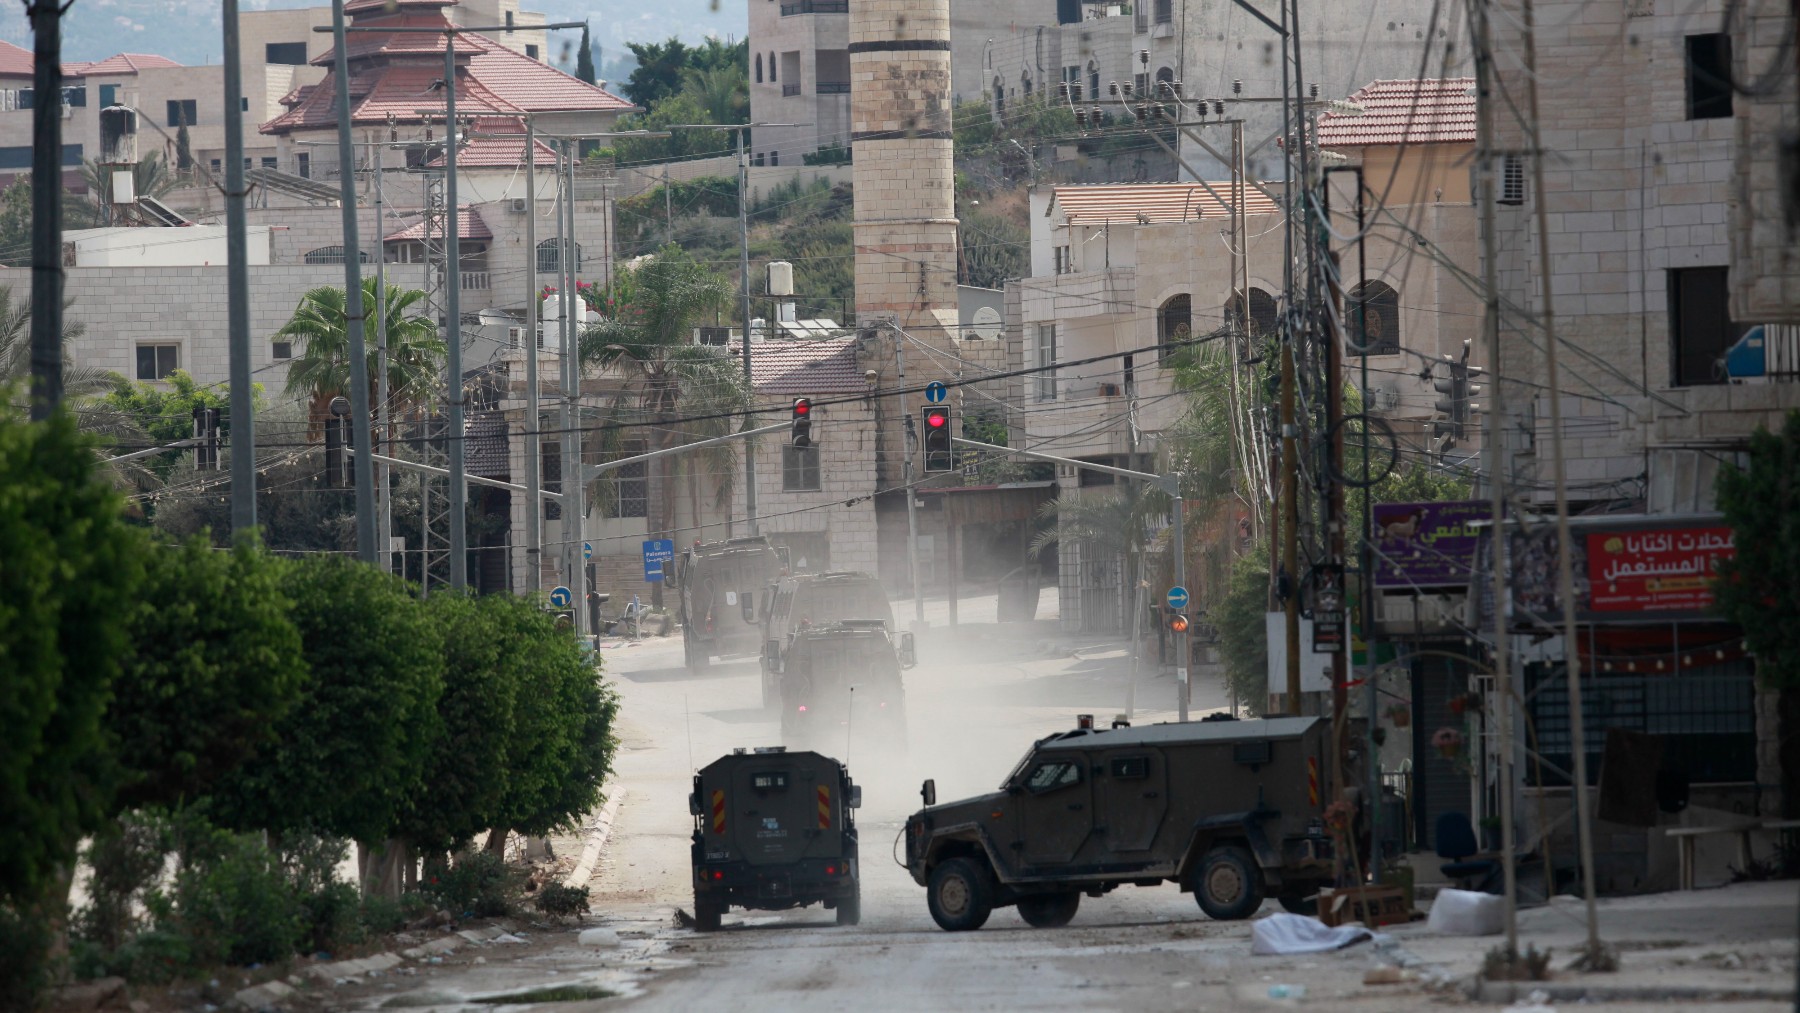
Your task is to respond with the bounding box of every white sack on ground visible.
[1250,912,1376,955]
[1425,888,1505,936]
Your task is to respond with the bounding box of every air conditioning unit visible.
[1097,382,1122,397]
[1373,591,1467,635]
[509,198,527,213]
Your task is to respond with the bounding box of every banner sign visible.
[1371,500,1490,589]
[1585,526,1735,614]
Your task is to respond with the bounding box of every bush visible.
[75,811,173,952]
[280,833,359,955]
[357,892,430,937]
[0,902,52,1013]
[72,929,192,986]
[424,853,516,919]
[535,884,590,922]
[153,823,303,968]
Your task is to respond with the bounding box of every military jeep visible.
[758,571,895,707]
[677,536,786,673]
[903,716,1336,931]
[772,620,915,750]
[689,747,862,931]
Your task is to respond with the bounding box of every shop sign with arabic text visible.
[1585,527,1735,613]
[1372,500,1490,589]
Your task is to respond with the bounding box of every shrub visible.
[535,884,590,922]
[75,811,173,952]
[358,892,430,937]
[153,824,303,968]
[0,902,52,1013]
[281,833,359,955]
[424,853,516,919]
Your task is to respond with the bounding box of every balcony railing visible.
[782,83,802,97]
[780,0,847,13]
[816,82,850,95]
[461,271,490,291]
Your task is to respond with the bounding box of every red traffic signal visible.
[793,397,812,417]
[791,397,814,448]
[921,407,953,473]
[926,411,947,429]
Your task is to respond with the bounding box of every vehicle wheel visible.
[1015,891,1080,928]
[926,857,995,932]
[1277,888,1319,916]
[1191,844,1264,921]
[692,895,723,932]
[835,882,861,926]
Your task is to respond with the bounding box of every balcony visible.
[816,81,850,95]
[780,0,848,12]
[1020,268,1136,322]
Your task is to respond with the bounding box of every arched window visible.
[755,53,763,84]
[1346,281,1400,355]
[1226,287,1279,339]
[1157,293,1191,361]
[536,238,582,275]
[303,245,367,265]
[1155,66,1175,97]
[768,51,776,82]
[1021,70,1033,96]
[993,78,1005,114]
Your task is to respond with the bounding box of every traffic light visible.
[922,407,953,473]
[1431,340,1483,449]
[1168,612,1190,635]
[791,397,813,448]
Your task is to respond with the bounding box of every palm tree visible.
[579,246,751,557]
[678,65,749,126]
[0,284,120,403]
[278,279,445,432]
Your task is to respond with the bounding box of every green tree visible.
[576,25,596,85]
[678,64,748,126]
[0,408,145,908]
[94,370,263,482]
[611,94,732,164]
[108,537,306,813]
[0,178,30,266]
[579,246,752,541]
[1716,410,1800,687]
[1212,545,1272,716]
[623,37,691,107]
[277,278,445,428]
[210,556,443,846]
[687,37,748,75]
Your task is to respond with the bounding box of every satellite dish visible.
[476,308,513,327]
[968,306,1002,341]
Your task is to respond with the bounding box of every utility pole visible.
[26,0,62,419]
[523,117,542,593]
[222,0,257,539]
[328,0,377,565]
[562,140,588,636]
[1472,0,1520,957]
[373,138,392,571]
[442,30,468,589]
[894,327,923,625]
[737,126,758,535]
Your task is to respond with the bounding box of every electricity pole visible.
[523,117,542,592]
[442,30,468,588]
[373,139,392,571]
[222,0,257,538]
[327,0,377,565]
[26,0,62,419]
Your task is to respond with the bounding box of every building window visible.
[600,444,649,518]
[261,156,277,170]
[165,99,196,127]
[1525,658,1756,787]
[98,84,117,107]
[1226,287,1278,340]
[1154,0,1173,24]
[303,245,368,265]
[136,343,179,380]
[1034,322,1058,401]
[771,150,779,166]
[1057,0,1080,24]
[209,158,221,175]
[756,53,763,83]
[1669,266,1745,386]
[62,86,85,108]
[1498,154,1525,205]
[783,445,821,491]
[1685,33,1733,120]
[505,10,514,27]
[1346,281,1400,355]
[769,51,777,82]
[1157,293,1191,360]
[265,42,307,65]
[1155,67,1174,97]
[993,78,1005,113]
[535,238,581,274]
[272,341,293,359]
[525,44,539,60]
[297,152,310,178]
[1053,244,1072,274]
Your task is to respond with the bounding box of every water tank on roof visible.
[767,260,794,297]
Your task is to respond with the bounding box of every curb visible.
[564,789,626,890]
[1470,978,1796,1004]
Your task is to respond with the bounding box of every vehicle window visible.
[1025,760,1081,794]
[1110,756,1149,779]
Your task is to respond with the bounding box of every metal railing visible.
[780,0,847,13]
[816,82,850,95]
[460,271,490,291]
[782,83,802,97]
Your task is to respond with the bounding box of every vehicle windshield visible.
[1000,735,1055,789]
[794,582,891,627]
[803,638,891,684]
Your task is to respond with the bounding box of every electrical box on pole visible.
[191,406,221,471]
[922,407,953,473]
[790,396,813,447]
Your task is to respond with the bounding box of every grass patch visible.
[470,985,618,1004]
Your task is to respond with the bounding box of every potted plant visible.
[1431,726,1464,761]
[1447,692,1484,717]
[1384,703,1412,728]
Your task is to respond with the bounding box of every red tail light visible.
[712,870,724,881]
[798,705,808,713]
[825,864,836,875]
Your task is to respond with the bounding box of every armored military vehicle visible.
[773,620,915,749]
[689,747,862,931]
[758,571,895,707]
[903,716,1336,931]
[678,536,787,673]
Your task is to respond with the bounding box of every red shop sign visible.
[1585,527,1735,614]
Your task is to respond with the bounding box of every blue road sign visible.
[924,380,947,404]
[548,586,573,609]
[583,541,593,561]
[1166,586,1190,610]
[643,539,675,583]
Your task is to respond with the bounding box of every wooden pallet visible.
[1316,885,1420,928]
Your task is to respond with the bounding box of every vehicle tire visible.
[1191,844,1264,921]
[692,895,723,932]
[835,882,861,926]
[1015,891,1080,928]
[926,857,995,932]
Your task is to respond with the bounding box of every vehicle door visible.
[1013,752,1093,867]
[1096,748,1168,855]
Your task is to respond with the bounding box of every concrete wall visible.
[1730,0,1800,321]
[66,225,272,267]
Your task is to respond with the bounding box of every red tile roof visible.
[1314,77,1477,148]
[426,130,558,168]
[0,40,32,78]
[1047,182,1280,226]
[72,53,183,77]
[464,37,633,114]
[385,206,492,241]
[751,337,865,394]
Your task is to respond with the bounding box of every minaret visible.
[849,0,960,344]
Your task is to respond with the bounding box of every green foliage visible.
[575,25,596,85]
[0,407,144,907]
[0,178,31,267]
[616,175,739,248]
[622,37,693,107]
[210,555,444,845]
[75,811,173,952]
[611,94,734,165]
[151,822,304,968]
[281,834,360,955]
[423,852,515,919]
[960,206,1028,289]
[804,144,851,166]
[0,902,53,1012]
[1714,409,1800,690]
[534,883,590,921]
[612,37,749,164]
[277,278,445,420]
[94,371,238,479]
[1213,545,1272,717]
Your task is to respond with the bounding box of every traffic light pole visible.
[582,422,788,482]
[954,437,1192,718]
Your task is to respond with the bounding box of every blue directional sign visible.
[1166,585,1190,611]
[548,586,573,609]
[924,380,948,404]
[643,539,675,583]
[583,541,593,561]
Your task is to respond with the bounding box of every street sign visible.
[924,380,947,404]
[548,586,573,609]
[1166,585,1190,611]
[643,539,675,583]
[583,541,593,561]
[1312,611,1346,653]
